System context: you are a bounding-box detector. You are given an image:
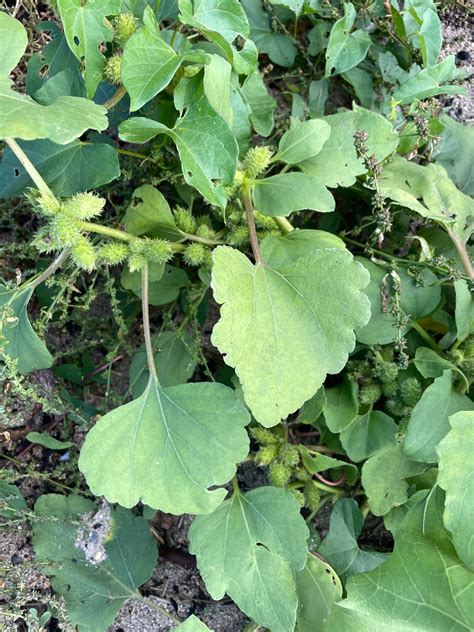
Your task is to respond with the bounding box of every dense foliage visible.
[0,0,473,630]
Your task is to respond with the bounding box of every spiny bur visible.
[244,146,273,179]
[104,54,122,86]
[99,243,129,265]
[71,236,97,271]
[113,13,137,46]
[173,206,196,234]
[63,192,105,220]
[183,243,206,267]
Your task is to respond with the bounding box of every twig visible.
[242,186,263,264]
[4,138,53,197]
[447,227,474,280]
[102,85,127,110]
[141,264,159,382]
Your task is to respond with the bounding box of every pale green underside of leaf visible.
[189,487,309,632]
[211,246,370,427]
[32,494,157,632]
[122,7,183,111]
[58,0,121,98]
[176,616,212,631]
[0,12,27,76]
[0,285,52,373]
[437,410,474,570]
[260,230,345,267]
[300,107,399,188]
[252,172,335,217]
[0,139,120,197]
[0,87,108,144]
[323,491,474,631]
[79,377,250,514]
[404,370,474,463]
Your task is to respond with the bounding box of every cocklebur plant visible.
[1,1,474,631]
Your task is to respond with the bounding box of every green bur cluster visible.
[33,192,173,272]
[251,427,320,511]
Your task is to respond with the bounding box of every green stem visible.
[275,216,294,234]
[180,231,226,246]
[102,85,127,110]
[4,138,53,197]
[242,186,263,264]
[141,264,159,382]
[78,221,136,242]
[23,249,70,291]
[312,480,343,495]
[116,148,150,161]
[447,227,474,280]
[232,475,240,496]
[411,321,442,354]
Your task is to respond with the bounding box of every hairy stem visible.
[116,148,150,161]
[24,249,70,290]
[102,85,127,110]
[242,186,263,264]
[447,227,474,280]
[78,221,185,252]
[180,231,226,246]
[411,321,442,354]
[4,138,53,197]
[141,264,159,382]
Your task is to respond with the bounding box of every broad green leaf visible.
[122,7,183,111]
[252,172,335,217]
[57,0,121,98]
[0,482,27,520]
[79,377,250,513]
[355,258,441,345]
[361,444,427,516]
[379,158,474,240]
[0,285,52,373]
[433,115,474,196]
[318,499,387,581]
[241,0,297,68]
[211,246,370,427]
[454,279,473,344]
[32,494,157,631]
[342,67,374,109]
[298,387,326,425]
[0,12,27,76]
[323,381,358,432]
[176,616,212,631]
[340,410,398,463]
[129,330,197,397]
[308,78,328,117]
[240,72,276,137]
[437,410,474,570]
[203,54,233,124]
[404,370,474,463]
[295,553,342,631]
[26,432,74,450]
[122,264,188,305]
[0,139,120,198]
[119,98,238,209]
[325,3,371,77]
[419,8,442,67]
[0,86,108,144]
[275,119,331,165]
[189,487,309,632]
[260,230,345,267]
[123,184,179,239]
[179,0,250,42]
[299,445,358,484]
[324,490,474,631]
[300,108,399,188]
[269,0,304,15]
[414,346,459,379]
[393,56,466,105]
[26,23,85,103]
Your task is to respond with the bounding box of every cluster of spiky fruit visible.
[250,426,321,511]
[33,192,173,272]
[103,13,137,85]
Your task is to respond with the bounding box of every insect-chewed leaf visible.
[211,246,370,427]
[78,377,250,514]
[32,494,157,632]
[325,2,371,77]
[0,12,27,77]
[437,410,474,570]
[295,553,342,631]
[57,0,120,98]
[189,487,309,632]
[0,285,52,373]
